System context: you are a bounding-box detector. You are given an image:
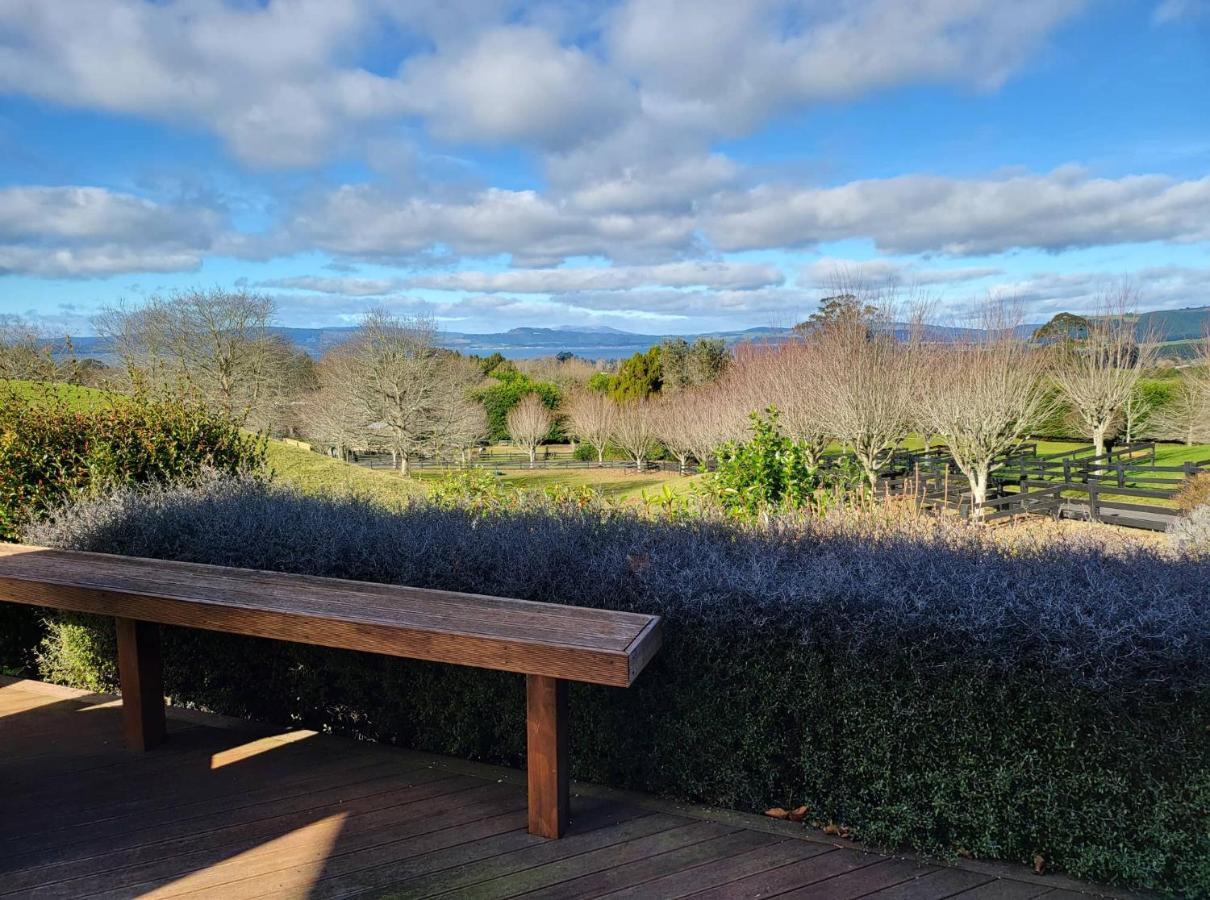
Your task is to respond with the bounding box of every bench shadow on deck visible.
[0,680,1126,900]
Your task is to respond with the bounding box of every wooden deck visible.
[0,679,1132,900]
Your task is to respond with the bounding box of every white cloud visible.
[407,261,783,293]
[284,167,1210,269]
[801,259,1003,289]
[607,0,1085,135]
[0,186,223,277]
[986,266,1210,315]
[0,0,1084,171]
[0,0,408,167]
[287,185,699,266]
[399,26,638,151]
[257,276,404,297]
[709,168,1210,255]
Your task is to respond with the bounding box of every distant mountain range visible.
[58,305,1210,362]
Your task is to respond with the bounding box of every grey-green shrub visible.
[1171,505,1210,554]
[24,477,1210,896]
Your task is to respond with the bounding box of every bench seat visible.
[0,543,662,838]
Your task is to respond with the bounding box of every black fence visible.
[880,441,1207,531]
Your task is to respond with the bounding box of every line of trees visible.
[563,283,1207,516]
[5,283,1207,510]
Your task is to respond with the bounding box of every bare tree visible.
[1052,285,1158,458]
[728,339,831,466]
[331,310,480,474]
[507,393,553,468]
[652,393,700,473]
[612,398,659,472]
[95,289,282,424]
[916,305,1054,515]
[243,336,318,436]
[0,316,61,381]
[565,390,617,465]
[679,379,751,467]
[1153,334,1210,445]
[811,292,925,488]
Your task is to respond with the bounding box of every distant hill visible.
[1135,306,1210,342]
[56,306,1210,362]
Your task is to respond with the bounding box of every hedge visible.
[0,390,263,669]
[23,477,1210,896]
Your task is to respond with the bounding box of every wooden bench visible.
[0,543,661,838]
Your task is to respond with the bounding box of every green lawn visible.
[265,440,424,505]
[268,442,698,505]
[0,380,122,411]
[416,465,698,503]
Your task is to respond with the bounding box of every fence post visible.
[1088,481,1100,523]
[1063,459,1071,482]
[1117,462,1125,488]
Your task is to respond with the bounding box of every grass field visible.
[264,441,426,505]
[267,440,697,504]
[0,380,122,411]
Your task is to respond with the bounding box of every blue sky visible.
[0,0,1208,335]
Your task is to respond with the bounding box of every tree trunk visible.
[634,456,645,473]
[399,454,410,475]
[597,446,605,466]
[1092,422,1107,459]
[969,467,989,521]
[528,446,537,469]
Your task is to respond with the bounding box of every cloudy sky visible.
[1,0,1208,334]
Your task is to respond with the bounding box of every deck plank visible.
[511,829,780,899]
[0,682,1129,900]
[593,840,832,899]
[949,880,1057,899]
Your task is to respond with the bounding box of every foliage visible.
[475,352,509,376]
[1032,312,1091,344]
[0,393,263,542]
[586,372,612,393]
[793,293,878,333]
[477,368,562,442]
[706,409,820,516]
[0,391,263,671]
[1175,474,1210,514]
[26,475,1210,896]
[607,346,663,400]
[1170,504,1210,554]
[572,441,625,461]
[427,468,510,510]
[660,337,730,392]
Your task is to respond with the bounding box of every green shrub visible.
[26,476,1210,896]
[476,370,562,442]
[706,409,820,515]
[0,391,264,670]
[0,393,263,540]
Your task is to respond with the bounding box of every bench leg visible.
[526,674,568,838]
[115,618,166,751]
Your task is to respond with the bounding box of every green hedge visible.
[0,388,263,670]
[25,478,1210,896]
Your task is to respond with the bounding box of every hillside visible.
[1136,306,1210,341]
